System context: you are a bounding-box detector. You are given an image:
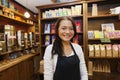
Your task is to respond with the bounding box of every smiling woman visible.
[44,16,88,80]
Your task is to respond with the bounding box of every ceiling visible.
[15,0,54,14]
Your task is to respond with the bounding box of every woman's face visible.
[58,19,74,42]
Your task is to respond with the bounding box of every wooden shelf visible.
[88,38,120,41]
[89,72,120,80]
[0,49,23,56]
[0,48,33,56]
[41,15,83,21]
[88,14,119,19]
[0,53,8,56]
[41,45,47,47]
[0,14,33,26]
[77,32,83,34]
[89,57,120,59]
[0,5,32,20]
[0,53,39,72]
[41,33,55,35]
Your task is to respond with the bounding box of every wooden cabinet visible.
[0,65,19,80]
[37,0,120,80]
[0,54,40,80]
[0,2,40,80]
[18,58,34,80]
[86,0,120,80]
[37,1,86,60]
[0,57,35,80]
[0,2,39,62]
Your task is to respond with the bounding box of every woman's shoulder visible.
[71,43,82,48]
[46,44,53,50]
[71,43,83,54]
[44,44,53,58]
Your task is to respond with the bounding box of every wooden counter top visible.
[0,53,39,72]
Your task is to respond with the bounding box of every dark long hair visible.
[52,16,76,57]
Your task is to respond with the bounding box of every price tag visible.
[100,38,111,43]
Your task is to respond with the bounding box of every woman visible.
[44,16,88,80]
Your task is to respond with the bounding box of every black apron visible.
[53,44,81,80]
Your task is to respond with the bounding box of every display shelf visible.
[0,52,8,56]
[0,4,33,21]
[0,53,39,72]
[41,15,83,20]
[37,1,85,60]
[0,46,37,61]
[89,72,120,80]
[89,57,120,59]
[0,2,40,80]
[88,38,120,41]
[37,0,120,79]
[0,14,33,26]
[87,14,119,19]
[87,1,120,80]
[0,3,38,68]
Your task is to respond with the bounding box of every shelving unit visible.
[37,0,120,80]
[0,0,42,80]
[0,3,35,59]
[86,0,120,80]
[37,1,86,60]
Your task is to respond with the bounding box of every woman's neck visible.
[62,41,72,56]
[62,41,70,47]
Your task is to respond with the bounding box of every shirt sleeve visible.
[73,43,88,80]
[43,45,54,80]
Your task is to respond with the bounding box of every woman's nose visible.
[66,29,70,33]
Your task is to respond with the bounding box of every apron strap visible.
[70,43,77,55]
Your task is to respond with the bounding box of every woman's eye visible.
[61,27,66,30]
[60,26,73,31]
[70,28,74,30]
